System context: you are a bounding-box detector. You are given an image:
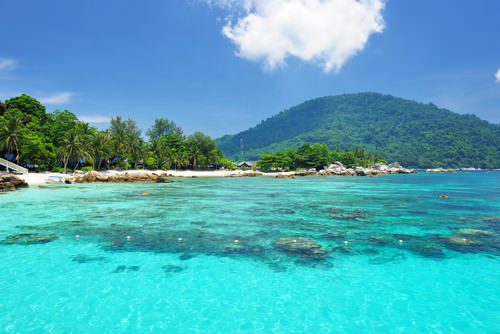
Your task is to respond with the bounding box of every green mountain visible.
[216,93,500,168]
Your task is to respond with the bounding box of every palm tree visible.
[128,134,144,169]
[171,148,189,171]
[187,143,203,169]
[150,138,167,169]
[60,129,84,173]
[89,131,112,170]
[0,114,23,171]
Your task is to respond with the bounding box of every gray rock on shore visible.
[317,161,412,176]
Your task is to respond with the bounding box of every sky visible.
[0,0,499,138]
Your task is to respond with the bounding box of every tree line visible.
[257,143,385,172]
[217,93,500,168]
[0,94,233,172]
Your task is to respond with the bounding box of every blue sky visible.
[0,0,499,138]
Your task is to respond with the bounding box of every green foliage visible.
[0,95,226,172]
[0,111,24,161]
[44,109,80,147]
[81,166,93,172]
[147,118,184,141]
[116,160,130,170]
[186,131,217,169]
[20,132,56,170]
[257,144,381,171]
[0,101,7,115]
[5,94,47,125]
[218,93,500,168]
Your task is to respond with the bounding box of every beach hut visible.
[235,161,254,168]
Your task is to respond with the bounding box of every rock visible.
[111,265,140,273]
[275,174,296,179]
[2,233,58,245]
[111,265,127,273]
[163,264,185,273]
[410,243,445,258]
[457,228,495,236]
[319,162,413,176]
[438,234,484,253]
[388,162,401,168]
[445,235,482,246]
[70,172,174,183]
[273,237,330,259]
[0,174,29,192]
[223,242,245,253]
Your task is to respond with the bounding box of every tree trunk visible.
[6,147,11,173]
[63,157,69,174]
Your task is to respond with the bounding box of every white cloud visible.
[39,92,75,104]
[495,68,500,83]
[77,115,111,124]
[0,58,17,71]
[209,0,385,72]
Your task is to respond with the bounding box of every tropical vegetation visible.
[0,94,232,172]
[217,93,500,168]
[257,143,385,172]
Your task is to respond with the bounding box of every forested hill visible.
[216,93,500,168]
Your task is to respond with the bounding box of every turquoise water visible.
[1,172,499,333]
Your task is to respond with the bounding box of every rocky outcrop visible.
[0,174,29,192]
[69,171,174,183]
[273,237,330,259]
[317,161,412,176]
[275,174,297,179]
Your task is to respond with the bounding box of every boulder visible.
[0,174,29,192]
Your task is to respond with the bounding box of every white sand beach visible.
[16,169,294,186]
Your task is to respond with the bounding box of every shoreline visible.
[14,169,294,186]
[3,166,496,187]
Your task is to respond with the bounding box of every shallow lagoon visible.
[1,172,499,333]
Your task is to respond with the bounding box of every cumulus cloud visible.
[0,58,17,71]
[39,92,75,104]
[495,68,500,83]
[77,115,110,124]
[207,0,385,72]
